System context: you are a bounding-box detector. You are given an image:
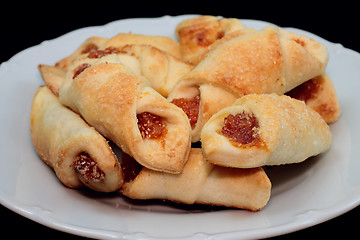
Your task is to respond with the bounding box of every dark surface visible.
[1,2,358,239]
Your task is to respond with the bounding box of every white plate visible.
[1,15,360,240]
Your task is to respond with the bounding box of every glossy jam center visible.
[74,152,105,182]
[286,78,322,102]
[171,95,200,129]
[137,112,167,139]
[221,112,260,145]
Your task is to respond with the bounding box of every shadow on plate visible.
[76,143,325,214]
[77,189,228,213]
[265,154,323,196]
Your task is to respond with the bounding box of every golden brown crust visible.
[121,148,271,211]
[30,86,123,192]
[201,94,332,168]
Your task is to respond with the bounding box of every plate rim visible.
[1,14,360,240]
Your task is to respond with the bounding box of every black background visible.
[1,2,359,239]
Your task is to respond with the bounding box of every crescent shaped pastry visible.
[175,15,250,64]
[59,54,191,174]
[286,73,341,124]
[30,86,123,192]
[169,25,329,142]
[121,148,271,211]
[201,94,331,168]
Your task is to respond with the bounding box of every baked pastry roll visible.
[30,86,123,192]
[175,15,250,64]
[286,73,340,123]
[121,148,271,211]
[59,54,191,174]
[169,25,329,142]
[201,94,332,168]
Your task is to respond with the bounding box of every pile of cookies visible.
[30,15,340,211]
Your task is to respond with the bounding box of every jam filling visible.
[87,46,121,59]
[81,43,99,54]
[121,153,143,183]
[221,112,260,146]
[74,152,105,182]
[137,112,167,139]
[171,95,200,129]
[286,78,321,102]
[72,63,91,79]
